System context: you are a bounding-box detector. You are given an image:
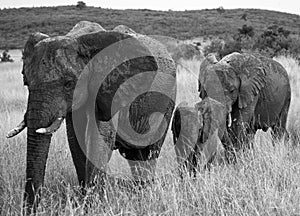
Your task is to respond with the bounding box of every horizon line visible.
[0,5,298,15]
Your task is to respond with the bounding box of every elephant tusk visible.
[227,113,232,127]
[36,117,64,135]
[6,120,26,138]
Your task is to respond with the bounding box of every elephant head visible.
[171,97,226,175]
[7,21,176,210]
[199,52,267,130]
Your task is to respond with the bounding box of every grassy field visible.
[1,6,300,49]
[0,52,300,215]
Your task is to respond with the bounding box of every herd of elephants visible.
[5,21,291,212]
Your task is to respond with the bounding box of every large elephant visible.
[7,21,176,211]
[199,52,291,155]
[171,97,226,176]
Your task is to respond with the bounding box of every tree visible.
[0,50,14,62]
[238,24,254,38]
[253,25,292,57]
[241,13,247,21]
[216,6,225,14]
[76,1,86,10]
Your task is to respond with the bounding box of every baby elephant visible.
[171,97,226,176]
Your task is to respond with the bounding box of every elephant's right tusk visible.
[36,117,64,135]
[227,112,232,127]
[6,120,26,138]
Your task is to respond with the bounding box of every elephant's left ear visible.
[236,55,267,109]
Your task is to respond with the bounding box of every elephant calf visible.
[171,97,226,176]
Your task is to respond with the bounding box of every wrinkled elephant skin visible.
[7,21,176,212]
[171,98,226,176]
[199,52,291,155]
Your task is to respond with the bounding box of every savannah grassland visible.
[0,50,300,215]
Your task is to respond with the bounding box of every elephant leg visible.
[66,108,88,187]
[232,100,258,150]
[223,117,255,162]
[222,129,237,163]
[240,124,256,150]
[201,129,226,169]
[172,108,201,177]
[175,143,197,178]
[271,103,290,142]
[85,115,115,187]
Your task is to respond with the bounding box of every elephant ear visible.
[196,97,226,142]
[198,53,218,99]
[196,98,226,165]
[227,54,267,109]
[22,32,49,83]
[196,99,211,142]
[173,103,203,167]
[72,31,137,110]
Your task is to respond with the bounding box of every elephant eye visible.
[64,80,74,89]
[229,86,236,92]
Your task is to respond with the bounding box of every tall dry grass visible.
[0,52,300,215]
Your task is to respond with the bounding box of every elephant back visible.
[66,21,106,38]
[113,25,137,35]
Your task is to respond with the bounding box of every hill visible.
[0,6,300,49]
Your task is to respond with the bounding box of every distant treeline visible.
[0,6,300,49]
[204,24,300,60]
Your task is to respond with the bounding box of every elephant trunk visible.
[23,93,56,211]
[24,128,51,211]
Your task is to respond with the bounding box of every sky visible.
[0,0,299,15]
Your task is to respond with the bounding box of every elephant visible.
[6,21,176,212]
[171,97,226,176]
[113,25,137,35]
[199,52,291,156]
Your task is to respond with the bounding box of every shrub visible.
[241,13,247,21]
[238,24,254,38]
[216,7,225,14]
[203,25,300,61]
[288,37,300,61]
[0,50,14,62]
[203,39,224,58]
[253,25,292,57]
[220,38,242,58]
[203,38,242,59]
[76,1,86,10]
